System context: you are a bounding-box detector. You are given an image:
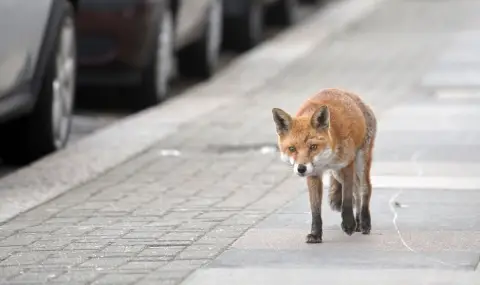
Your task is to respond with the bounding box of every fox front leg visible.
[306,176,323,243]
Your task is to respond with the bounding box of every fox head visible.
[272,106,335,177]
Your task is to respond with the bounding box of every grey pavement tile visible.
[26,239,73,251]
[53,226,96,237]
[159,232,204,243]
[230,227,480,252]
[271,190,480,232]
[79,257,129,269]
[0,266,23,280]
[55,209,99,218]
[129,256,173,263]
[121,231,166,239]
[39,253,91,267]
[208,247,478,270]
[174,222,217,232]
[135,279,179,285]
[90,273,144,285]
[117,261,167,272]
[182,268,480,285]
[137,246,185,257]
[146,269,194,279]
[7,271,63,283]
[0,251,52,266]
[64,242,109,251]
[52,270,100,283]
[376,130,480,147]
[102,245,146,254]
[160,259,210,271]
[0,248,16,260]
[88,229,131,238]
[0,234,39,247]
[43,217,86,225]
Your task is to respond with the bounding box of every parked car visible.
[76,0,223,109]
[222,0,299,51]
[0,0,77,165]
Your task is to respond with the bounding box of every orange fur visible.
[272,88,377,243]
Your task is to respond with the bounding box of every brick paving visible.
[1,0,480,284]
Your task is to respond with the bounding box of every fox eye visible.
[310,144,318,151]
[288,146,296,152]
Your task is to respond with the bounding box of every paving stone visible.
[53,270,100,283]
[159,232,204,243]
[136,279,179,285]
[147,269,194,279]
[90,273,144,285]
[138,246,186,257]
[54,226,96,237]
[160,259,210,271]
[0,266,23,280]
[121,231,165,239]
[64,242,109,251]
[79,257,129,269]
[27,239,73,251]
[0,234,38,247]
[0,251,51,266]
[101,245,146,254]
[117,261,168,271]
[40,253,91,266]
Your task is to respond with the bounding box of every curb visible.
[0,0,389,223]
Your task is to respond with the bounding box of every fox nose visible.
[297,164,307,174]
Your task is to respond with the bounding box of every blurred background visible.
[0,0,328,173]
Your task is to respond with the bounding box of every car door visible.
[0,0,52,98]
[175,0,212,49]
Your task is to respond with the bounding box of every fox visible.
[271,88,377,243]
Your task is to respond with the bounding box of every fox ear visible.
[311,105,329,131]
[272,108,292,135]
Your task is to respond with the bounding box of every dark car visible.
[0,0,77,164]
[222,0,300,51]
[75,0,223,109]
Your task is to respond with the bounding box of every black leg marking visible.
[359,206,371,235]
[306,212,323,243]
[341,206,356,236]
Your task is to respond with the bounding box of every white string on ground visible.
[388,150,462,269]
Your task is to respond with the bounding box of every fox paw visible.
[355,220,371,235]
[358,209,371,235]
[329,200,342,212]
[306,233,322,244]
[360,221,371,235]
[355,216,361,232]
[341,215,356,236]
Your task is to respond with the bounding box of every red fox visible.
[272,88,377,243]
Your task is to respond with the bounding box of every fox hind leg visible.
[355,144,374,235]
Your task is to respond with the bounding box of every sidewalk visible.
[1,0,480,284]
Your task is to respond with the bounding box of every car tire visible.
[266,0,299,27]
[223,0,264,52]
[133,7,174,109]
[178,0,223,79]
[0,1,76,165]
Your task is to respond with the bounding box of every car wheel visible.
[266,0,299,27]
[0,1,76,165]
[223,0,264,52]
[134,7,174,109]
[178,0,223,79]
